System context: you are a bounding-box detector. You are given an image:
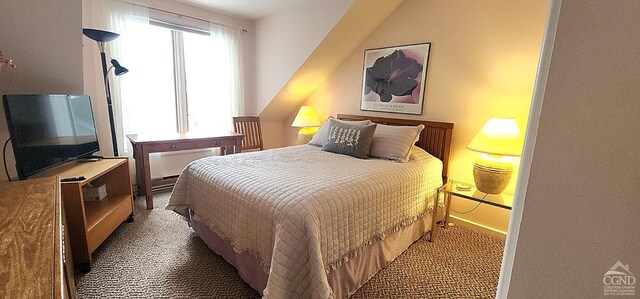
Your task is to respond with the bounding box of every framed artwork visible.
[360,43,431,115]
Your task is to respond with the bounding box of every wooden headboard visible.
[337,114,454,182]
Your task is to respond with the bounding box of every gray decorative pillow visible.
[321,119,377,159]
[308,116,373,146]
[369,124,425,162]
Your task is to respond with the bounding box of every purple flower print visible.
[364,50,422,102]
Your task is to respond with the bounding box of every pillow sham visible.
[369,124,425,162]
[308,116,372,146]
[321,119,377,159]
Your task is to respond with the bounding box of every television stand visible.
[30,158,134,271]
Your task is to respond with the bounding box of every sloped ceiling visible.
[254,0,356,116]
[176,0,313,19]
[258,0,405,121]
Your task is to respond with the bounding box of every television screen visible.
[3,94,100,179]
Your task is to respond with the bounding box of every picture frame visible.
[360,43,431,115]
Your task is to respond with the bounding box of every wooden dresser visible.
[0,176,77,298]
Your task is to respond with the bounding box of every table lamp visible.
[292,106,321,144]
[467,117,524,194]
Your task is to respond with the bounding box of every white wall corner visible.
[496,1,562,297]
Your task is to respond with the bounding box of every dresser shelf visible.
[32,158,134,272]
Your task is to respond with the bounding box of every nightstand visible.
[436,180,513,232]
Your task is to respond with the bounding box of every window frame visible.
[147,19,214,133]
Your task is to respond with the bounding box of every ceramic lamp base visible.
[297,127,318,145]
[297,133,313,144]
[473,155,513,194]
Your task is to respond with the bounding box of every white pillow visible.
[369,124,425,162]
[308,116,373,146]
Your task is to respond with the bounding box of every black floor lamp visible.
[83,28,129,157]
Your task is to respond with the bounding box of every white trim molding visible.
[495,0,563,298]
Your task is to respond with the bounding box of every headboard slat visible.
[337,114,454,182]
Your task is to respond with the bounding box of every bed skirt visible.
[191,211,436,298]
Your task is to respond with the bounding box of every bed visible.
[167,114,453,298]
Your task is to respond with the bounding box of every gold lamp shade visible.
[292,106,321,127]
[467,117,523,194]
[292,106,321,144]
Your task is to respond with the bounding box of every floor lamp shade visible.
[83,28,129,156]
[467,117,524,194]
[111,59,128,76]
[83,28,120,43]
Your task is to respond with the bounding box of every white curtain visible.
[210,23,246,117]
[89,0,149,156]
[90,1,245,156]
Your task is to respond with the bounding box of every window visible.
[183,31,231,132]
[119,21,234,138]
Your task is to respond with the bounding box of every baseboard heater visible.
[133,175,179,196]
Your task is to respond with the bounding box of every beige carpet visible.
[76,192,505,298]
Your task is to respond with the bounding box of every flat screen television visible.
[3,94,100,179]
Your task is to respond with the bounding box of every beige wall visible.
[255,0,353,149]
[257,0,404,150]
[290,0,549,235]
[506,1,640,297]
[254,0,355,114]
[0,0,84,182]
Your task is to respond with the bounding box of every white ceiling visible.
[176,0,313,19]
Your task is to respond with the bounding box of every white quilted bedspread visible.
[167,145,442,299]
